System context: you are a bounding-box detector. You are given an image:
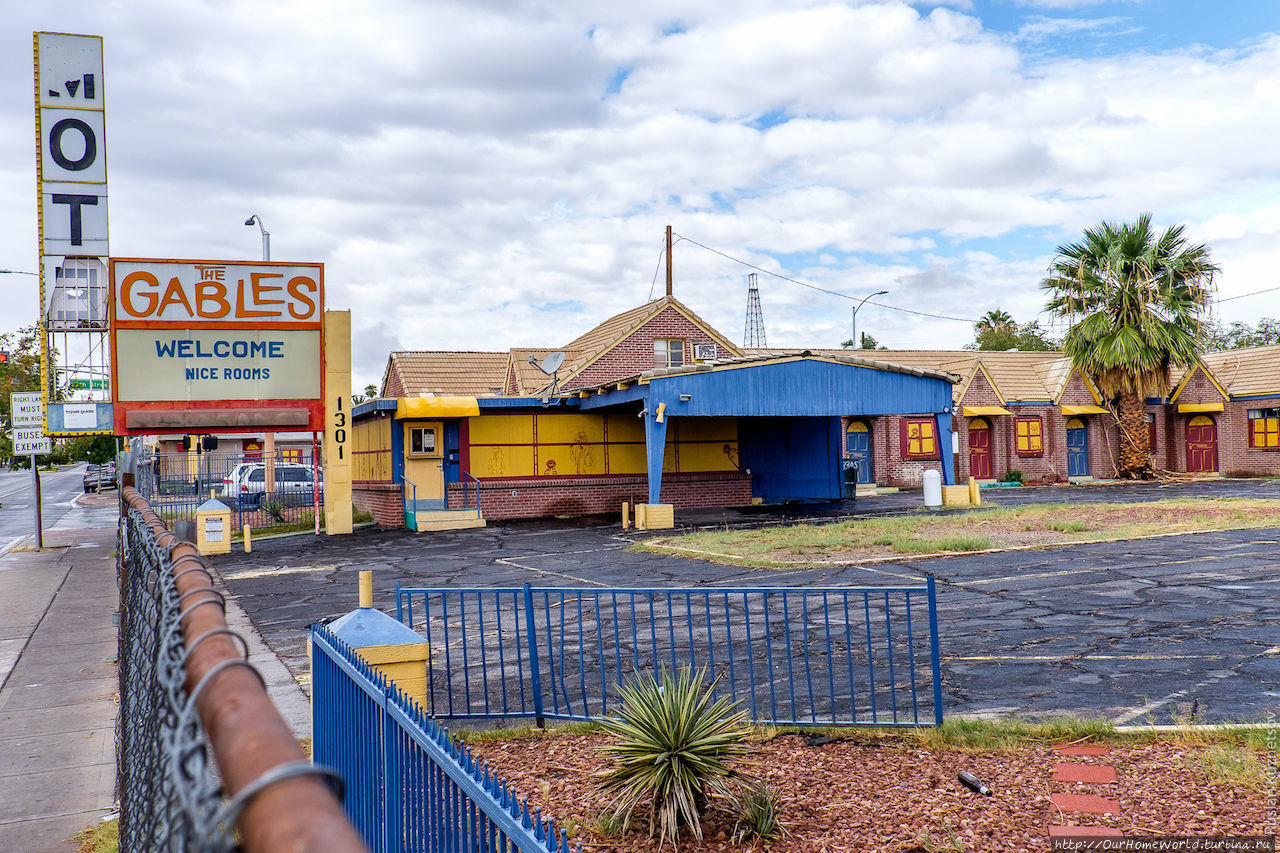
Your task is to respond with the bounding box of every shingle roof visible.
[1199,344,1280,398]
[384,351,510,397]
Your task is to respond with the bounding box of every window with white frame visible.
[654,339,685,368]
[409,426,439,456]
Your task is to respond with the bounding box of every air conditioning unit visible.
[693,343,718,361]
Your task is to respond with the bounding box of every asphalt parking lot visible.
[208,479,1280,725]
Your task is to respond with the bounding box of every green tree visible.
[966,315,1058,351]
[1208,317,1280,350]
[1043,214,1218,478]
[0,325,45,467]
[840,334,886,350]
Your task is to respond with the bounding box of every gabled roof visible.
[1198,344,1280,398]
[383,350,509,397]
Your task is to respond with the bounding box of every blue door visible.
[1066,417,1089,477]
[845,421,873,485]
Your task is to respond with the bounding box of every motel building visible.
[350,296,1280,531]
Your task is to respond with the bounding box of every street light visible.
[0,269,38,276]
[244,214,271,261]
[852,290,889,350]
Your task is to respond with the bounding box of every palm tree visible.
[1042,213,1218,478]
[975,309,1015,336]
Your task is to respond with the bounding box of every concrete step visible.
[413,509,486,532]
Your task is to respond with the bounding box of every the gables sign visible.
[109,258,325,434]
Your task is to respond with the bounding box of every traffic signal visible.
[201,435,218,452]
[179,436,191,452]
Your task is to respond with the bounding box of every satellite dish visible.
[539,351,565,375]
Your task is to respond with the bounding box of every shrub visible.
[597,665,752,845]
[731,780,788,842]
[1000,469,1026,484]
[259,496,287,523]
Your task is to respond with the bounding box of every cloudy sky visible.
[3,0,1278,391]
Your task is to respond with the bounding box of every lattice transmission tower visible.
[743,273,768,348]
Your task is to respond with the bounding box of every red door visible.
[1185,415,1219,473]
[968,419,992,480]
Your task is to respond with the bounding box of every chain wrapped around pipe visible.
[116,485,367,852]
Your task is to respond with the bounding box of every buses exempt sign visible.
[109,258,324,434]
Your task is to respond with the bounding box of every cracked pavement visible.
[206,479,1280,725]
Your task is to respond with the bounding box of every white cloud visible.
[0,1,1277,391]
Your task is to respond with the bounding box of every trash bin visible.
[843,459,859,499]
[923,469,942,508]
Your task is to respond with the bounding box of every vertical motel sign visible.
[35,32,111,434]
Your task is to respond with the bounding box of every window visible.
[409,426,439,456]
[1145,412,1156,449]
[900,417,938,460]
[1248,408,1279,449]
[1015,416,1043,456]
[654,339,685,368]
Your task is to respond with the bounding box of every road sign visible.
[10,392,44,428]
[13,426,52,456]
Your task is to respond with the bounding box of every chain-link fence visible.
[117,485,365,852]
[133,448,325,537]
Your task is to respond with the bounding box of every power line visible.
[1215,284,1280,304]
[648,235,684,301]
[672,232,981,324]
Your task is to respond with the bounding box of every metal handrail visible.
[463,471,481,513]
[120,486,367,852]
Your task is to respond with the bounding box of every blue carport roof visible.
[575,353,959,417]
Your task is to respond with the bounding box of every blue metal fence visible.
[311,624,578,853]
[396,582,943,727]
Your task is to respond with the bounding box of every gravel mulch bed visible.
[470,732,1267,852]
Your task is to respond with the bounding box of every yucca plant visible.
[597,665,753,846]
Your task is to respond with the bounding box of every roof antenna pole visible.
[665,225,673,298]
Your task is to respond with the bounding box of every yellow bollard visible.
[359,570,373,609]
[243,524,252,553]
[968,476,981,507]
[621,501,630,530]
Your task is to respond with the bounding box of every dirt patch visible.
[470,732,1267,852]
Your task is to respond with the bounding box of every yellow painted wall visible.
[353,416,393,482]
[465,413,740,478]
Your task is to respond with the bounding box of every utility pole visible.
[665,225,673,298]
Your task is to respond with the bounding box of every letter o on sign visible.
[49,118,97,171]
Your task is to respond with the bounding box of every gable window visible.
[409,426,440,456]
[1248,408,1279,449]
[900,417,938,460]
[1015,416,1043,456]
[654,339,685,368]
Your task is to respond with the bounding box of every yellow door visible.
[403,421,445,507]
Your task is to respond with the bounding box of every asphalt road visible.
[0,464,119,555]
[206,479,1280,726]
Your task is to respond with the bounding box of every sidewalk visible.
[0,528,118,852]
[0,512,312,852]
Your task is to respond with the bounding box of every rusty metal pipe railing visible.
[122,485,368,853]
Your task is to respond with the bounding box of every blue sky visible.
[1,1,1278,388]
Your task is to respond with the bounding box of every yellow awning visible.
[961,405,1013,417]
[1061,404,1110,416]
[1177,402,1224,414]
[396,396,480,419]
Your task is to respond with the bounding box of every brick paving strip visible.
[1048,744,1125,841]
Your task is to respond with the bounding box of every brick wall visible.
[567,306,724,390]
[352,482,403,527]
[448,471,753,520]
[1221,397,1280,476]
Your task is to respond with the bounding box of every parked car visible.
[232,462,323,508]
[83,462,118,493]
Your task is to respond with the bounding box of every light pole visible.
[244,214,270,261]
[0,269,38,275]
[852,290,889,349]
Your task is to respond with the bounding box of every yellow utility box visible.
[941,485,971,507]
[635,503,675,530]
[195,498,232,556]
[322,571,430,705]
